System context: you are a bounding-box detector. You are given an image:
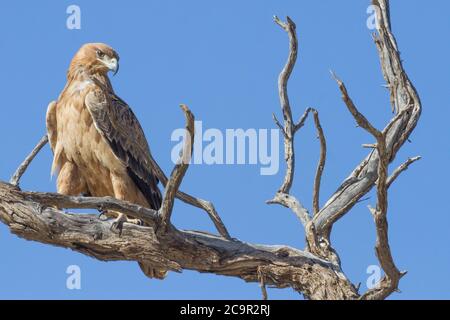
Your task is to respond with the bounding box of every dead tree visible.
[0,0,421,300]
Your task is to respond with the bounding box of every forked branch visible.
[333,71,408,300]
[313,0,421,237]
[268,15,314,234]
[159,105,194,228]
[268,16,334,263]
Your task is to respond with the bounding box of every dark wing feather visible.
[85,88,162,210]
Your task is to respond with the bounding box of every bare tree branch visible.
[268,16,322,253]
[311,110,326,215]
[294,107,313,133]
[159,105,194,228]
[147,149,231,239]
[0,181,358,300]
[269,17,340,264]
[148,158,231,239]
[382,105,414,136]
[10,135,49,187]
[267,193,311,227]
[313,0,421,237]
[361,134,402,300]
[272,113,287,138]
[331,72,382,140]
[386,156,421,189]
[18,189,159,226]
[333,66,406,300]
[273,15,298,194]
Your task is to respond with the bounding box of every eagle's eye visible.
[96,50,105,58]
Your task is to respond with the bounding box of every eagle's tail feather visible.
[138,262,168,280]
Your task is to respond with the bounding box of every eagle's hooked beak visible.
[111,58,119,76]
[105,57,119,76]
[113,64,119,76]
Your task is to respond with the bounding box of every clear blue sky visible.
[0,1,448,300]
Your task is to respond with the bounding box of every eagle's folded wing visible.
[85,88,162,210]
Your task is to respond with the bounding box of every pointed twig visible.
[272,113,287,138]
[331,71,382,140]
[267,193,311,227]
[10,135,49,187]
[294,107,313,133]
[386,156,421,189]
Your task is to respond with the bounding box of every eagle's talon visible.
[110,220,124,236]
[98,209,108,220]
[110,214,127,236]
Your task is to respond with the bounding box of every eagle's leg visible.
[109,173,144,234]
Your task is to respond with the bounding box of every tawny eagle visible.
[46,43,162,231]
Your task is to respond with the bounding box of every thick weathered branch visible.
[311,110,326,215]
[159,105,194,228]
[23,189,159,226]
[10,135,49,187]
[0,182,358,300]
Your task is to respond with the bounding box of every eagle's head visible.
[70,43,120,77]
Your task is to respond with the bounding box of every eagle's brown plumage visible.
[47,43,162,226]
